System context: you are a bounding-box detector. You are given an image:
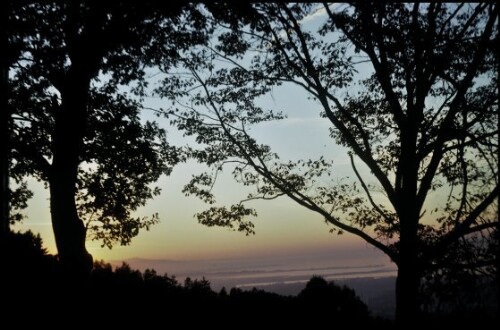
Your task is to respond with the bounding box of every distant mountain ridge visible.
[111,256,397,318]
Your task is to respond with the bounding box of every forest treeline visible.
[1,230,496,327]
[2,231,379,326]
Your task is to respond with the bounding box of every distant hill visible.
[118,256,398,318]
[238,276,396,319]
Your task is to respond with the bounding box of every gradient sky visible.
[17,83,381,262]
[14,6,394,269]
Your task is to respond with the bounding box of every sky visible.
[13,5,395,272]
[16,82,390,265]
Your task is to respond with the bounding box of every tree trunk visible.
[496,35,500,318]
[0,0,9,239]
[395,257,421,325]
[49,64,93,278]
[47,1,109,279]
[395,146,421,324]
[395,210,421,325]
[49,172,92,278]
[394,196,423,324]
[394,111,422,324]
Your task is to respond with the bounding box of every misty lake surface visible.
[116,248,397,291]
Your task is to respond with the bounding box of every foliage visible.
[421,227,498,315]
[8,1,209,247]
[160,3,498,320]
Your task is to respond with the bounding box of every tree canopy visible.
[160,3,499,324]
[7,1,210,267]
[3,2,498,322]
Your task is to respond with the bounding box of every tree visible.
[420,225,497,317]
[1,0,37,240]
[0,1,9,238]
[162,3,499,324]
[298,276,369,320]
[0,0,25,238]
[8,1,208,277]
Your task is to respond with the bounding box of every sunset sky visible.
[14,5,395,269]
[17,82,386,263]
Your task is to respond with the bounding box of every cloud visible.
[298,3,340,25]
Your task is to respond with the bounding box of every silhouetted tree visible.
[162,3,498,325]
[1,230,59,307]
[421,229,497,318]
[227,286,291,324]
[0,0,30,238]
[0,1,9,238]
[183,276,216,303]
[298,276,369,322]
[1,230,54,273]
[219,286,228,298]
[8,1,209,277]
